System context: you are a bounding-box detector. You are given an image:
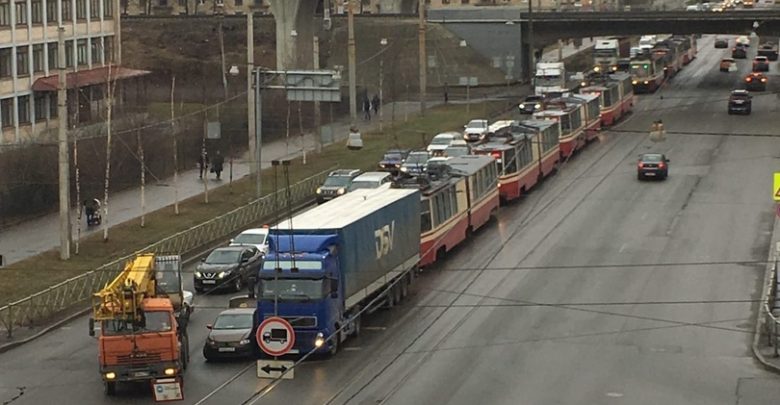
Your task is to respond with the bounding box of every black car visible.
[732,44,748,59]
[378,149,410,172]
[637,153,669,180]
[745,72,768,91]
[519,95,545,114]
[195,246,263,293]
[752,56,770,72]
[728,89,752,114]
[714,38,729,49]
[203,308,255,361]
[315,169,362,204]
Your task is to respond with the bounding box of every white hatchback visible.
[229,228,270,255]
[427,132,458,152]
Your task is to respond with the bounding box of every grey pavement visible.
[0,40,582,268]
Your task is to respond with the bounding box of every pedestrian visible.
[211,150,224,180]
[198,150,209,179]
[372,94,380,116]
[363,98,371,121]
[444,82,449,104]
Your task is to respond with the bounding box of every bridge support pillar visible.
[268,0,317,69]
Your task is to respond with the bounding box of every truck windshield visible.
[594,49,616,57]
[100,311,173,335]
[259,279,327,301]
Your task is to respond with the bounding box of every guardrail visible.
[0,167,334,338]
[763,258,780,356]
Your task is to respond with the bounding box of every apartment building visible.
[0,0,148,145]
[122,0,270,15]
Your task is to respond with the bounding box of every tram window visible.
[561,114,572,132]
[421,200,432,232]
[504,148,518,174]
[609,87,619,105]
[518,143,532,168]
[571,110,582,130]
[603,88,613,105]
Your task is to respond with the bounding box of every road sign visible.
[257,359,295,380]
[151,378,183,402]
[774,172,780,201]
[256,316,295,356]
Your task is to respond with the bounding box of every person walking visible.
[198,150,209,179]
[211,150,225,180]
[363,97,372,121]
[372,94,380,116]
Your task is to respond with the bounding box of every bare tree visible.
[138,129,146,227]
[171,75,180,215]
[73,138,81,254]
[101,65,118,242]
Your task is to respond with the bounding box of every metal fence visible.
[0,168,333,338]
[764,258,780,356]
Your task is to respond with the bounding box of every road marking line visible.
[619,243,628,253]
[606,392,624,398]
[362,326,387,331]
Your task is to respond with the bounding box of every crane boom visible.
[92,253,157,322]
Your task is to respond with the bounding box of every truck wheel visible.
[393,282,403,304]
[105,381,117,396]
[328,331,340,356]
[352,314,362,337]
[400,275,410,299]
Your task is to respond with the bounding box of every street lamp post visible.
[379,38,387,132]
[459,40,471,115]
[227,65,239,187]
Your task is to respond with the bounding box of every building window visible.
[62,0,71,20]
[77,39,87,65]
[17,95,30,124]
[235,0,242,5]
[31,0,42,23]
[32,44,44,72]
[47,42,56,69]
[0,48,11,78]
[34,94,45,121]
[0,1,9,26]
[103,36,113,63]
[90,38,100,64]
[90,0,98,17]
[46,0,56,22]
[1,98,12,127]
[49,93,57,118]
[76,0,86,19]
[65,40,73,67]
[102,0,111,16]
[15,1,27,25]
[16,45,29,76]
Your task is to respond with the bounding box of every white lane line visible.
[619,243,628,253]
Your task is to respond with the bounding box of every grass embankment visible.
[0,100,510,305]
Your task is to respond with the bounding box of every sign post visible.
[151,378,183,402]
[256,316,296,380]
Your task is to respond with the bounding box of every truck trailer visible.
[256,186,421,355]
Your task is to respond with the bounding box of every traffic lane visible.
[333,91,779,402]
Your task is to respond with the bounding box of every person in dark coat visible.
[198,150,209,179]
[363,98,372,120]
[371,94,380,115]
[211,150,224,180]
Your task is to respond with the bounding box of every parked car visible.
[347,171,392,191]
[519,95,545,115]
[316,169,362,204]
[745,72,768,91]
[462,119,490,142]
[714,38,729,48]
[229,227,270,255]
[378,149,410,172]
[727,89,752,114]
[203,308,255,361]
[427,132,458,152]
[399,151,431,175]
[637,153,669,181]
[752,56,770,72]
[195,246,263,293]
[720,58,736,72]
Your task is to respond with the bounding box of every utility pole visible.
[313,36,322,152]
[348,0,357,122]
[528,0,535,81]
[57,27,70,260]
[247,12,260,197]
[418,0,427,115]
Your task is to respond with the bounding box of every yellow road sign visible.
[774,173,780,201]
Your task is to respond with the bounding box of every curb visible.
[752,215,780,373]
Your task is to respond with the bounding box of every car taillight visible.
[658,162,666,169]
[637,162,644,168]
[746,77,752,82]
[762,78,768,82]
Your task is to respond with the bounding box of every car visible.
[229,227,269,255]
[637,153,669,180]
[195,246,263,293]
[745,72,768,91]
[399,150,431,175]
[727,89,752,114]
[752,56,770,72]
[441,140,471,158]
[315,169,362,204]
[347,171,392,191]
[427,132,458,152]
[378,149,410,172]
[686,4,702,10]
[203,308,255,361]
[711,5,724,11]
[519,95,545,115]
[732,44,748,59]
[425,156,451,176]
[720,57,736,72]
[736,35,750,47]
[757,42,779,61]
[714,38,729,48]
[462,119,489,142]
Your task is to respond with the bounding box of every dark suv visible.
[195,246,263,293]
[316,169,362,204]
[727,89,752,114]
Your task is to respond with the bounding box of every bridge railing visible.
[0,167,334,339]
[763,257,780,355]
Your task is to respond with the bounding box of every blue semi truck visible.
[255,186,421,355]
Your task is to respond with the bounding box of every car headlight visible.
[594,66,601,72]
[239,338,251,345]
[644,80,649,84]
[207,337,217,346]
[632,80,638,85]
[217,270,231,279]
[337,188,346,195]
[400,167,408,172]
[314,332,325,348]
[105,372,116,380]
[164,368,176,376]
[534,103,542,109]
[316,187,322,194]
[195,271,202,278]
[519,103,526,109]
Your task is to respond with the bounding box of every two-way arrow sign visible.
[257,359,295,380]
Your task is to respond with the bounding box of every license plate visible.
[644,172,656,176]
[134,371,150,377]
[202,280,216,284]
[218,347,236,352]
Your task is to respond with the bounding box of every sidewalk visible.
[0,39,587,267]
